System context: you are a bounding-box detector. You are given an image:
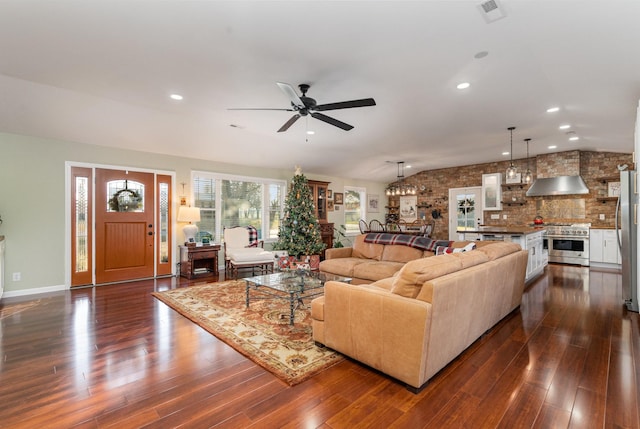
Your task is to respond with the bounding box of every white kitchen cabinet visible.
[476,230,545,282]
[481,173,502,211]
[525,231,545,282]
[590,228,621,266]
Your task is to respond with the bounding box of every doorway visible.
[70,166,173,286]
[448,187,483,241]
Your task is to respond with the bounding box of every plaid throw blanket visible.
[364,233,453,252]
[246,225,259,247]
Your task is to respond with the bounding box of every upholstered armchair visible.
[223,226,274,278]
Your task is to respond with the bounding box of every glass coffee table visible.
[244,270,352,325]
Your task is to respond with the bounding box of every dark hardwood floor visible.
[0,264,638,428]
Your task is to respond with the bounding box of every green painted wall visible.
[0,132,386,295]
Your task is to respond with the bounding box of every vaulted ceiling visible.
[0,1,638,182]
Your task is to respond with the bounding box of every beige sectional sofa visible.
[311,241,528,392]
[319,233,479,284]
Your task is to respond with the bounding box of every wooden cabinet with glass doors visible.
[307,180,334,257]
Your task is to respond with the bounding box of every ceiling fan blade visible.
[276,82,305,109]
[311,112,354,131]
[314,98,376,111]
[228,108,294,111]
[277,114,301,132]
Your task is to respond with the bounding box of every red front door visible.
[95,169,155,284]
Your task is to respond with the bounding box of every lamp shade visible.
[177,206,200,223]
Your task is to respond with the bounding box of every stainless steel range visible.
[543,223,591,266]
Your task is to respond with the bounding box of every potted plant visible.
[333,224,350,248]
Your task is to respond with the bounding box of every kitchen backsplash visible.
[537,199,586,220]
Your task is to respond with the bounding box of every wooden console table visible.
[180,244,221,279]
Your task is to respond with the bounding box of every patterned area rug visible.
[152,280,342,385]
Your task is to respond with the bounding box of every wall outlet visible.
[12,272,21,281]
[491,214,500,220]
[503,214,508,219]
[599,214,605,220]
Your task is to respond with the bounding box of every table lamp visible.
[177,206,201,243]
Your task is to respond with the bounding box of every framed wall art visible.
[327,200,334,211]
[368,194,380,213]
[334,192,343,205]
[608,181,621,197]
[399,195,417,222]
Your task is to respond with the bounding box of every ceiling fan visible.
[229,82,376,132]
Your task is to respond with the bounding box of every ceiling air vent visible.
[478,0,507,23]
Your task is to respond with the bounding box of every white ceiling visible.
[0,1,639,182]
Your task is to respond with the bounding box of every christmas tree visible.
[273,167,325,258]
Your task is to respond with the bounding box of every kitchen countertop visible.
[458,226,546,235]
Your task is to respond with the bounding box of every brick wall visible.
[386,150,633,239]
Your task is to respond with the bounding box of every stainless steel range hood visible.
[525,175,590,197]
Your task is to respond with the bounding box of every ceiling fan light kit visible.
[229,82,376,133]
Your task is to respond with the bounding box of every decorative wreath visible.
[109,189,141,212]
[458,198,475,215]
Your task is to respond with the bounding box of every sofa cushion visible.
[227,248,274,263]
[450,249,490,268]
[477,241,522,261]
[435,242,476,255]
[352,234,384,260]
[391,254,463,298]
[319,257,368,277]
[353,260,405,282]
[451,240,477,248]
[381,244,425,263]
[369,277,395,291]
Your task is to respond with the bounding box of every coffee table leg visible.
[289,291,295,325]
[246,281,251,308]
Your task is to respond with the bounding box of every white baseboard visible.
[3,284,68,298]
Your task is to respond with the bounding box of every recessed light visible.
[456,82,470,90]
[474,51,489,59]
[306,130,315,135]
[548,145,557,149]
[559,124,571,130]
[170,94,183,101]
[546,107,560,113]
[406,165,412,169]
[502,151,510,156]
[569,136,580,141]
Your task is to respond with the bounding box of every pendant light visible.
[523,138,533,184]
[385,162,416,196]
[506,126,517,179]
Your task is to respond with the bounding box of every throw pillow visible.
[435,242,476,255]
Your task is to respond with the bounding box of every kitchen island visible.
[458,226,547,282]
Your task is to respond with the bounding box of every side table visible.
[180,244,221,279]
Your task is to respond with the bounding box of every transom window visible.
[192,171,286,243]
